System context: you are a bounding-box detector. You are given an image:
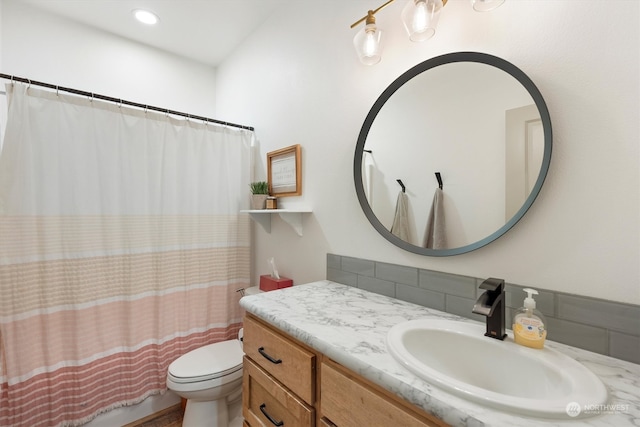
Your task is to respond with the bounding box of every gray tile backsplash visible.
[420,270,476,299]
[396,284,445,311]
[377,262,418,286]
[609,332,640,365]
[357,275,396,298]
[326,253,640,365]
[557,294,640,335]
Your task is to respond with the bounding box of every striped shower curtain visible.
[0,84,252,426]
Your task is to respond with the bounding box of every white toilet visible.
[167,287,262,426]
[166,335,244,427]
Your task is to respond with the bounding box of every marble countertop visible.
[240,280,640,427]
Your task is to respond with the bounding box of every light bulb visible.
[364,30,378,57]
[401,0,443,42]
[353,23,383,65]
[411,1,428,34]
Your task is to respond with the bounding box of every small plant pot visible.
[251,194,268,210]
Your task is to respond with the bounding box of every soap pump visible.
[512,288,547,349]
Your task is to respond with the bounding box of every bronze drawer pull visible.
[258,346,282,364]
[260,403,284,426]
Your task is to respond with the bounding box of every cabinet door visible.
[321,361,445,427]
[243,356,314,427]
[244,315,316,404]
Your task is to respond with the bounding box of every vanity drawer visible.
[243,315,315,404]
[320,360,445,427]
[243,356,314,427]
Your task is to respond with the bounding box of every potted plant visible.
[250,181,269,209]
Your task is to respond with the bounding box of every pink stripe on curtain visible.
[0,327,239,426]
[0,84,253,426]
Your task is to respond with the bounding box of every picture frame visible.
[267,144,302,197]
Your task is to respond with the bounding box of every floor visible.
[124,401,243,427]
[123,404,183,427]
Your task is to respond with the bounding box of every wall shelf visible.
[241,209,312,236]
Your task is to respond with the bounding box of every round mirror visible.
[354,52,552,256]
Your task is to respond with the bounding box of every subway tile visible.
[557,294,640,335]
[446,294,485,323]
[327,268,357,287]
[358,275,396,298]
[609,331,640,365]
[396,284,445,311]
[505,284,555,317]
[419,269,476,299]
[546,317,608,355]
[341,256,375,277]
[375,262,418,286]
[326,253,341,270]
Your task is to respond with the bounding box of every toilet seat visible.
[168,340,243,384]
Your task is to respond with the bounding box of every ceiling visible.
[19,0,292,67]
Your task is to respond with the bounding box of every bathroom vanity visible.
[242,313,444,427]
[240,281,640,427]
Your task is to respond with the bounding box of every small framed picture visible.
[267,144,301,197]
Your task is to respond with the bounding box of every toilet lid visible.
[168,340,243,383]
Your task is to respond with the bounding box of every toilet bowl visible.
[167,337,244,427]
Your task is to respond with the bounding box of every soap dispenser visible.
[512,288,547,349]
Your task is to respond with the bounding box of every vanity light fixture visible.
[132,9,159,25]
[350,0,505,65]
[350,0,394,65]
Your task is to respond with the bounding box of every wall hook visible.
[435,172,443,190]
[397,179,406,193]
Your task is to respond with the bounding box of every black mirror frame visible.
[353,52,552,256]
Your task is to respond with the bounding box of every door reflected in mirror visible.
[354,52,552,256]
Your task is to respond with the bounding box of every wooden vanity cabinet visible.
[320,360,447,427]
[242,314,447,427]
[243,315,316,427]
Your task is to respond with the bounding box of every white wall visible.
[0,0,217,117]
[216,0,640,305]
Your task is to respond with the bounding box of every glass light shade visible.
[353,24,383,65]
[401,0,444,42]
[470,0,505,12]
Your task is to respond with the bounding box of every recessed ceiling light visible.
[133,9,159,25]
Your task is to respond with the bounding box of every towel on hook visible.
[423,188,446,249]
[391,191,411,243]
[362,151,375,206]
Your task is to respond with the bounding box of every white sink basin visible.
[386,319,608,419]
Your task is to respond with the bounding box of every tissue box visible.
[259,275,293,292]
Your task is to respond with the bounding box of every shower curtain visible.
[0,84,252,426]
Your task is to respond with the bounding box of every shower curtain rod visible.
[0,73,254,131]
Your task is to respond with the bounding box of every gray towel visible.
[423,188,446,249]
[390,191,411,243]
